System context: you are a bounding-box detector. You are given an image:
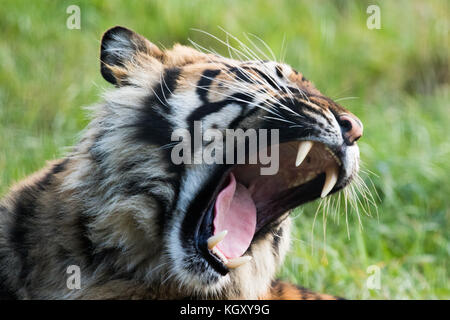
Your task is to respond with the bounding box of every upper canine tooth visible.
[295,141,314,167]
[321,165,339,198]
[207,230,228,250]
[226,256,252,269]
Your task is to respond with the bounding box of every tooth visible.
[207,230,228,250]
[211,246,228,264]
[321,165,339,198]
[295,141,314,167]
[226,256,252,269]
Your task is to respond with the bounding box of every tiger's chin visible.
[169,139,359,298]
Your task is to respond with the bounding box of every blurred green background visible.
[0,0,448,299]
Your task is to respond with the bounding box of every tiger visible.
[0,26,363,300]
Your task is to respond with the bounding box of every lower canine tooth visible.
[212,247,228,264]
[321,165,339,198]
[296,141,314,167]
[226,256,252,269]
[207,230,228,250]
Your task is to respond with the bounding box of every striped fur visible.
[0,26,360,299]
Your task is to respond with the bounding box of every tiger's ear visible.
[100,26,164,85]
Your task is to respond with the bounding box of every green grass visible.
[0,0,448,299]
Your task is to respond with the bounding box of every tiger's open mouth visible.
[193,140,343,275]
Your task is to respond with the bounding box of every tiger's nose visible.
[338,114,363,145]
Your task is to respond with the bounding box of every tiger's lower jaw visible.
[170,217,292,299]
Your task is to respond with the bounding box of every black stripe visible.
[186,91,255,159]
[7,158,68,288]
[76,212,96,265]
[51,158,69,174]
[124,179,174,210]
[9,190,36,288]
[196,69,221,103]
[134,108,173,146]
[228,67,257,84]
[279,99,334,127]
[76,211,127,276]
[245,67,283,92]
[153,67,182,113]
[275,65,284,78]
[187,91,254,126]
[35,159,69,191]
[132,100,184,210]
[134,68,181,147]
[127,70,186,228]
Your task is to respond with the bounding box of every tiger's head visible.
[81,26,362,299]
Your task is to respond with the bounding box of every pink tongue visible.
[213,173,257,259]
